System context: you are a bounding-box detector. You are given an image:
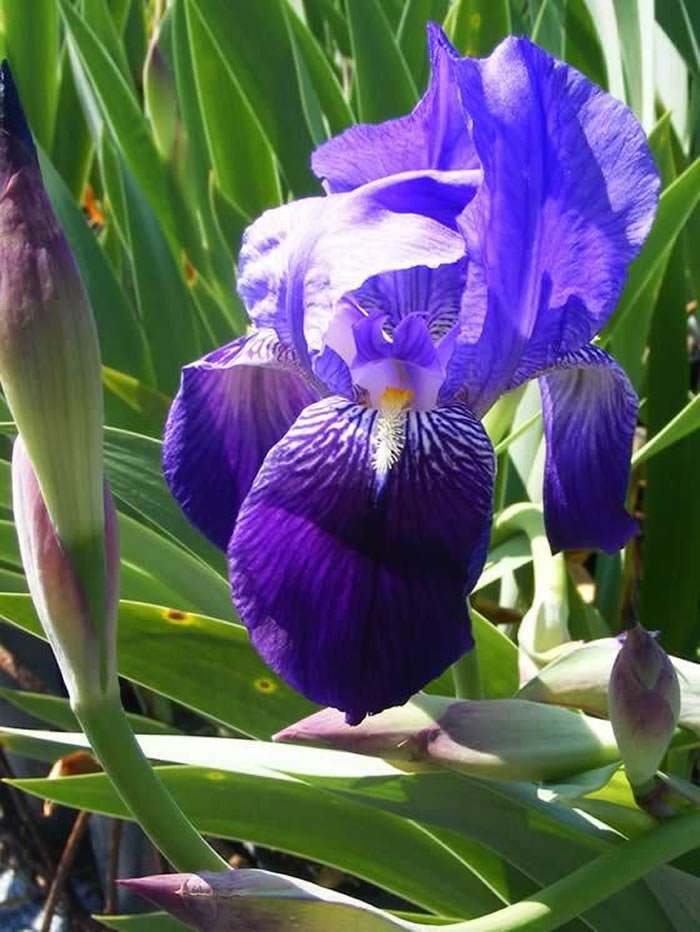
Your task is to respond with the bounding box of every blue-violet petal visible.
[229,396,494,722]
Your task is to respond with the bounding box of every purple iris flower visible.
[163,26,658,724]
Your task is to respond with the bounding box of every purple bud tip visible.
[273,707,355,744]
[119,874,214,925]
[0,61,37,169]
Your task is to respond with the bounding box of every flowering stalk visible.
[0,61,225,873]
[490,504,571,664]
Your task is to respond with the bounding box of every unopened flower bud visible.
[12,436,119,702]
[275,693,619,783]
[144,31,179,162]
[121,870,411,930]
[608,624,680,796]
[0,61,105,565]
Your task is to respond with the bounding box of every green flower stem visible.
[451,645,483,700]
[443,813,700,932]
[74,691,227,873]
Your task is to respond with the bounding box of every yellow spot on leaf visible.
[254,678,277,694]
[164,608,193,625]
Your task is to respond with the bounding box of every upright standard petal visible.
[162,330,318,551]
[444,36,659,414]
[539,345,638,553]
[237,169,478,361]
[229,397,494,722]
[312,24,476,192]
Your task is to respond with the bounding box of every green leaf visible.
[186,0,281,217]
[187,0,317,196]
[601,157,700,346]
[443,0,512,57]
[0,595,314,738]
[657,0,700,76]
[9,763,503,919]
[0,492,229,616]
[97,915,189,932]
[80,0,135,88]
[398,0,448,88]
[564,0,608,88]
[98,143,201,395]
[608,113,676,391]
[38,148,153,384]
[102,427,225,573]
[470,609,519,699]
[581,0,625,102]
[8,749,679,929]
[632,393,700,467]
[50,44,93,199]
[58,0,179,245]
[101,367,170,437]
[0,0,59,149]
[612,0,654,130]
[0,688,179,735]
[117,512,233,619]
[346,0,418,122]
[639,233,700,657]
[169,0,238,308]
[284,2,354,139]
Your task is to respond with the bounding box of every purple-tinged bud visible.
[275,694,620,783]
[608,624,680,796]
[0,62,104,565]
[12,437,119,702]
[120,870,412,930]
[144,30,179,162]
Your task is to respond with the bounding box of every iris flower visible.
[163,26,658,724]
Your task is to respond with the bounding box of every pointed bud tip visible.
[0,60,38,168]
[119,874,217,926]
[118,874,189,908]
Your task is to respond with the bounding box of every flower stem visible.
[441,813,700,932]
[451,646,483,700]
[73,692,227,873]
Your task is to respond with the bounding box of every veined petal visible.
[162,330,318,550]
[237,169,478,363]
[539,345,638,553]
[229,397,494,722]
[348,259,467,336]
[312,24,476,192]
[444,36,659,413]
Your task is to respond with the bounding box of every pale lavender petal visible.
[350,313,445,409]
[539,345,638,553]
[229,396,494,722]
[163,330,318,550]
[237,169,478,362]
[312,24,476,192]
[444,36,659,413]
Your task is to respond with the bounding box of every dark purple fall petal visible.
[237,169,478,361]
[443,36,659,413]
[312,23,477,193]
[538,345,638,553]
[162,330,318,551]
[229,397,494,722]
